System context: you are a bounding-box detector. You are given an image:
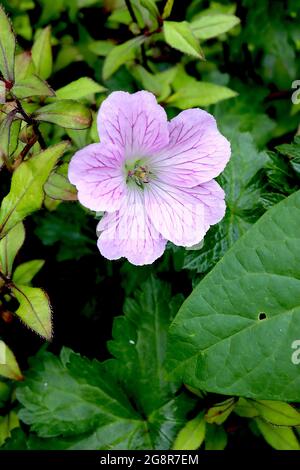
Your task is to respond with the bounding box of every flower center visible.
[126,160,151,188]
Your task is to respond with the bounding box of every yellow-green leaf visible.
[234,398,259,418]
[0,340,23,381]
[103,36,146,81]
[31,26,52,80]
[55,77,105,100]
[162,0,175,19]
[205,398,235,425]
[167,81,237,108]
[12,75,55,99]
[191,13,240,40]
[11,284,52,340]
[255,418,300,450]
[164,21,204,59]
[0,6,16,82]
[0,222,25,277]
[34,100,91,129]
[0,411,19,447]
[172,412,206,450]
[13,259,45,286]
[252,400,300,426]
[0,142,69,239]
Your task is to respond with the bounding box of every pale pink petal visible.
[151,109,230,188]
[144,179,225,247]
[68,143,126,212]
[97,189,167,265]
[188,180,226,227]
[97,91,169,157]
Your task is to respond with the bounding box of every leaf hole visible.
[258,312,267,320]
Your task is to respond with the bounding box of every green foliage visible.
[164,21,204,59]
[172,412,206,450]
[33,100,92,129]
[0,341,23,381]
[0,0,299,453]
[0,142,69,238]
[15,278,194,449]
[167,191,300,401]
[183,132,268,273]
[0,5,15,81]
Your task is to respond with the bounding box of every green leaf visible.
[205,398,235,425]
[14,51,35,81]
[172,412,206,450]
[16,349,150,448]
[13,259,45,286]
[55,77,106,100]
[276,136,300,179]
[31,26,52,80]
[87,40,114,57]
[255,418,300,450]
[162,0,175,19]
[34,203,94,262]
[205,424,227,450]
[234,398,258,418]
[107,276,194,448]
[33,100,91,129]
[0,412,19,447]
[0,109,17,158]
[0,142,69,239]
[0,222,25,277]
[183,133,269,273]
[0,340,23,381]
[167,190,300,401]
[44,171,77,201]
[250,400,300,426]
[191,13,240,40]
[11,284,52,340]
[103,36,146,81]
[164,21,204,59]
[12,75,55,99]
[0,5,16,82]
[167,81,237,108]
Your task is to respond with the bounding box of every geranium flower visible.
[68,91,230,265]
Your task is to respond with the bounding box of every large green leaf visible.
[183,133,269,273]
[167,190,300,402]
[107,276,194,448]
[0,142,69,239]
[15,278,194,450]
[16,349,147,448]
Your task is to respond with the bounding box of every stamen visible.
[127,163,151,187]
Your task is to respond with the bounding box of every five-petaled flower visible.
[68,91,231,265]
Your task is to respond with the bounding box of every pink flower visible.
[68,91,230,266]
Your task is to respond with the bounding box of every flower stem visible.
[15,98,46,150]
[124,0,151,72]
